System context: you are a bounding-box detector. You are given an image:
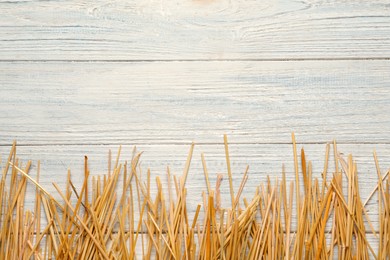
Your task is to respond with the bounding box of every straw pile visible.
[0,134,389,259]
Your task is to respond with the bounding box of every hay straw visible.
[0,135,389,259]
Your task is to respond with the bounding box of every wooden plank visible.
[1,143,389,231]
[1,60,389,145]
[1,0,390,60]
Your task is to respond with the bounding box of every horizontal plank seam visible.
[18,230,380,236]
[0,142,389,147]
[1,57,390,63]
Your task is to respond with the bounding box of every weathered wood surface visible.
[1,61,389,145]
[1,0,390,60]
[1,0,389,257]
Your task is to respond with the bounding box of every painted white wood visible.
[1,60,389,145]
[1,0,390,60]
[1,0,389,256]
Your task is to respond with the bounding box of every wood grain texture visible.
[1,60,389,145]
[1,0,390,60]
[1,0,389,256]
[1,143,389,232]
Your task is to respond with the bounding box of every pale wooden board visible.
[2,0,390,257]
[1,0,390,60]
[1,143,389,232]
[1,60,389,145]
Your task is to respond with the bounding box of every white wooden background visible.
[1,0,390,258]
